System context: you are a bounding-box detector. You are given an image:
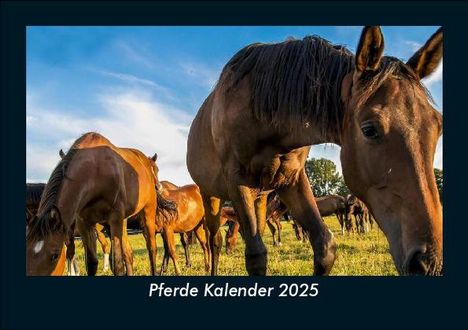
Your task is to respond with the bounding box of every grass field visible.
[72,216,398,276]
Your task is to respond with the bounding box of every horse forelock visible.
[352,57,434,110]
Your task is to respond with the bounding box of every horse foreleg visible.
[201,195,223,276]
[226,179,267,276]
[66,230,80,276]
[95,223,110,272]
[278,169,336,275]
[76,219,98,276]
[164,228,181,275]
[194,224,210,274]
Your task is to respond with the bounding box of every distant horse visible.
[223,194,291,253]
[316,195,347,235]
[26,183,46,224]
[26,132,164,276]
[220,206,240,254]
[187,26,443,275]
[159,180,197,265]
[346,195,373,234]
[156,182,210,275]
[265,193,289,246]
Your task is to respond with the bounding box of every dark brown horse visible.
[265,193,288,246]
[346,195,373,234]
[315,195,347,235]
[156,182,210,275]
[26,132,161,276]
[187,26,443,275]
[26,183,46,224]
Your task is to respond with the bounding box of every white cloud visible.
[403,40,422,53]
[422,62,443,88]
[26,91,194,185]
[179,61,220,89]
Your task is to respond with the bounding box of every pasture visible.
[71,216,397,276]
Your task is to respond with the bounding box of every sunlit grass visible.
[72,216,397,276]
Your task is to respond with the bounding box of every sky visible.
[26,26,443,185]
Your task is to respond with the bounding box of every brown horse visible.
[223,196,290,253]
[159,180,197,267]
[265,193,288,246]
[156,182,210,275]
[187,26,443,275]
[58,148,133,275]
[346,195,373,234]
[315,195,348,235]
[26,132,161,276]
[220,206,241,254]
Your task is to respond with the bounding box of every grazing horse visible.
[156,182,210,275]
[223,195,290,254]
[220,206,241,254]
[315,195,347,235]
[58,149,133,275]
[265,193,289,246]
[159,180,197,266]
[187,26,443,275]
[346,195,373,234]
[26,132,161,276]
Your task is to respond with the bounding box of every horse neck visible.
[55,174,93,231]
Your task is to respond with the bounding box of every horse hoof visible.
[245,251,267,275]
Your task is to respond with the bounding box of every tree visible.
[304,158,342,197]
[434,168,443,203]
[335,176,351,197]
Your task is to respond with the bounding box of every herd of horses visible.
[26,26,443,276]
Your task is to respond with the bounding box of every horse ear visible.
[59,149,65,159]
[406,27,443,80]
[355,26,385,73]
[151,153,158,162]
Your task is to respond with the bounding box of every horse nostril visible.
[406,250,428,275]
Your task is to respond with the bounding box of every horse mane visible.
[26,134,93,242]
[218,36,432,139]
[156,192,178,224]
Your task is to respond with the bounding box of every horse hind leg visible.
[266,219,278,246]
[180,233,191,268]
[163,228,181,275]
[96,223,110,272]
[121,218,134,275]
[140,205,158,276]
[201,195,223,276]
[160,232,170,275]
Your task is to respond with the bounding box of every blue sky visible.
[27,26,443,185]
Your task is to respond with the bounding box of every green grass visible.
[72,216,397,276]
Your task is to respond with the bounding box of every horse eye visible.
[51,253,59,262]
[361,123,379,139]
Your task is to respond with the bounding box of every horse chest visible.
[254,151,307,191]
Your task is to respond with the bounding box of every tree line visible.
[305,158,443,202]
